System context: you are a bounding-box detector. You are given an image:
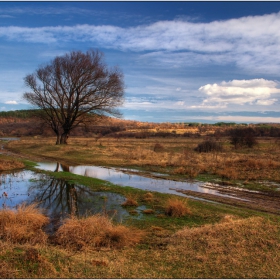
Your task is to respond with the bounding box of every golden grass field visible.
[1,135,280,278]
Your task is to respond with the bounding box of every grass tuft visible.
[0,204,49,245]
[54,214,144,251]
[142,209,155,214]
[142,192,154,202]
[165,198,191,217]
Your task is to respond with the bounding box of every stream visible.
[36,162,244,200]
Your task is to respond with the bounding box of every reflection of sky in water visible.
[0,170,38,207]
[0,137,20,141]
[36,162,239,199]
[36,162,64,172]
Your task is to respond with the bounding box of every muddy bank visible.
[176,184,280,214]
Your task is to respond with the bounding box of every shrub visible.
[194,139,223,153]
[230,127,257,149]
[0,204,49,244]
[54,214,144,250]
[154,143,164,152]
[165,198,191,217]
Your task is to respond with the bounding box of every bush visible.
[154,143,164,152]
[230,127,257,149]
[194,139,223,153]
[165,198,191,217]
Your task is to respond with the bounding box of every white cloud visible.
[256,99,278,106]
[0,12,280,72]
[5,100,18,105]
[196,79,280,109]
[175,101,184,106]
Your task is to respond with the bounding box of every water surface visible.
[0,170,130,232]
[36,162,241,200]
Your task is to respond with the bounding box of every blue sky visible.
[1,1,280,123]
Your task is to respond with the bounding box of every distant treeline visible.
[0,109,280,138]
[0,109,40,119]
[218,126,280,138]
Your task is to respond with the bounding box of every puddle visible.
[36,162,244,200]
[0,170,130,233]
[0,137,20,141]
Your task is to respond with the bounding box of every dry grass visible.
[9,136,280,182]
[171,216,278,244]
[0,204,49,245]
[0,209,279,278]
[142,209,155,214]
[142,192,154,202]
[0,259,18,278]
[165,198,191,217]
[54,214,144,251]
[167,216,280,278]
[0,155,24,171]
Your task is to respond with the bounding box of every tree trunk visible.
[60,133,69,145]
[56,133,61,145]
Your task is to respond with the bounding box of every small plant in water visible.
[121,196,138,207]
[142,209,155,214]
[142,192,154,202]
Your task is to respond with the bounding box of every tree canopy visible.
[23,50,124,144]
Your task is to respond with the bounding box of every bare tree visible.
[23,50,124,144]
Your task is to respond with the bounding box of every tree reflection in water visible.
[26,174,129,232]
[0,169,135,233]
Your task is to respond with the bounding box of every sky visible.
[1,1,280,124]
